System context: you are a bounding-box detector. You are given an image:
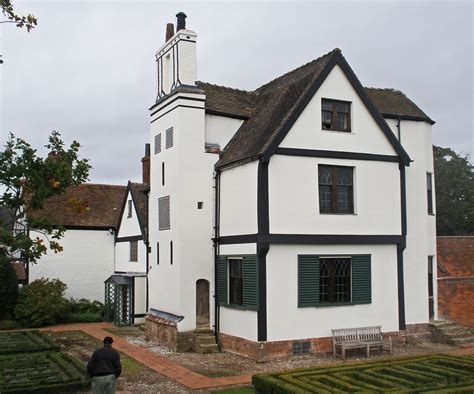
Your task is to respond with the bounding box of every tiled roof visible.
[194,48,432,168]
[129,182,149,234]
[364,87,434,124]
[29,183,127,229]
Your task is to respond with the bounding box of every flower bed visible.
[0,331,59,355]
[253,355,474,393]
[0,351,89,393]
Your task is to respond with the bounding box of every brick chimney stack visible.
[142,143,150,185]
[165,23,174,42]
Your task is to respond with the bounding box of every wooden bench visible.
[332,326,392,359]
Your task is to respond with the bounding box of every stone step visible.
[449,336,474,346]
[430,320,458,328]
[195,343,219,354]
[443,329,473,338]
[194,335,218,346]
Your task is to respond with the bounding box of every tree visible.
[0,131,91,262]
[434,145,474,236]
[0,252,18,319]
[0,0,37,31]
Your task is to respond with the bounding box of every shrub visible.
[65,298,104,323]
[14,278,70,327]
[0,253,19,320]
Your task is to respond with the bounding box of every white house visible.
[29,184,126,302]
[107,158,150,324]
[144,12,436,360]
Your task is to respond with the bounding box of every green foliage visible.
[0,331,59,355]
[0,0,37,31]
[0,131,90,262]
[0,351,89,393]
[252,355,474,393]
[434,146,474,235]
[65,298,104,323]
[14,278,70,327]
[0,252,18,320]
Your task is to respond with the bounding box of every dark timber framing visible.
[219,234,403,245]
[275,148,399,163]
[116,235,143,243]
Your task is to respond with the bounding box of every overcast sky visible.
[1,1,472,185]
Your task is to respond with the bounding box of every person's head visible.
[103,336,114,347]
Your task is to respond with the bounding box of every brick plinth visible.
[218,324,429,362]
[145,314,193,352]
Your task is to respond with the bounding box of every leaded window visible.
[229,259,243,306]
[166,128,174,149]
[322,99,351,132]
[318,165,354,213]
[427,172,433,214]
[127,200,132,218]
[319,258,351,303]
[129,241,138,262]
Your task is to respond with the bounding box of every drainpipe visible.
[212,169,221,341]
[396,117,401,142]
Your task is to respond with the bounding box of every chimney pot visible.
[165,23,174,42]
[176,12,187,31]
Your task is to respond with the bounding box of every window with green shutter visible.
[216,255,258,310]
[298,254,371,307]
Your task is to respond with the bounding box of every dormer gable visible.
[116,182,149,241]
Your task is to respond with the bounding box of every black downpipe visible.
[398,158,407,330]
[213,170,221,341]
[396,118,402,142]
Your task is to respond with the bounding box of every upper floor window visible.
[166,127,174,149]
[318,165,354,213]
[129,241,138,262]
[154,133,161,154]
[322,99,351,132]
[427,172,434,214]
[127,200,132,218]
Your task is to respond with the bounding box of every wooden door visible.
[196,279,210,326]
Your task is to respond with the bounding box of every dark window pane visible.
[322,101,333,111]
[336,112,349,130]
[336,103,349,113]
[229,259,243,306]
[319,185,332,211]
[318,166,332,184]
[320,258,351,303]
[336,186,352,212]
[321,99,351,132]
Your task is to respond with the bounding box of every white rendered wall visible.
[29,229,114,302]
[219,307,258,341]
[149,93,216,332]
[269,155,401,235]
[219,161,258,236]
[117,191,142,238]
[266,244,399,341]
[386,118,436,325]
[134,276,147,324]
[280,65,397,156]
[205,114,244,149]
[115,241,147,274]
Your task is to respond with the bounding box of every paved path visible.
[37,322,474,390]
[41,323,252,390]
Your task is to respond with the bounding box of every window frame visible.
[319,257,352,304]
[129,240,138,262]
[165,127,174,149]
[127,200,132,218]
[158,196,171,231]
[321,99,351,132]
[228,258,243,307]
[318,165,354,214]
[427,172,434,214]
[154,133,161,154]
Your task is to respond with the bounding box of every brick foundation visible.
[145,314,193,352]
[218,324,430,362]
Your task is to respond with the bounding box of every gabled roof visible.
[116,181,149,240]
[194,49,434,169]
[29,184,126,229]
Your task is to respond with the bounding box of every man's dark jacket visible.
[87,346,122,378]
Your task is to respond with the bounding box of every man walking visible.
[87,336,122,394]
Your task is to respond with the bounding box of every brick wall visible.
[437,237,474,328]
[145,314,193,352]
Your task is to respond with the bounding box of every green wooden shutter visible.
[298,255,319,307]
[216,256,227,305]
[352,255,372,304]
[242,255,258,310]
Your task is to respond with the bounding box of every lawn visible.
[253,354,474,393]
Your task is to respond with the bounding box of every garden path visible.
[40,322,252,390]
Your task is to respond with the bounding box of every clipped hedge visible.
[0,331,59,355]
[252,355,474,393]
[0,351,89,393]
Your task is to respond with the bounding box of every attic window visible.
[322,99,351,132]
[127,200,132,218]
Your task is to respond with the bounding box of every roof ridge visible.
[196,81,257,94]
[256,48,340,93]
